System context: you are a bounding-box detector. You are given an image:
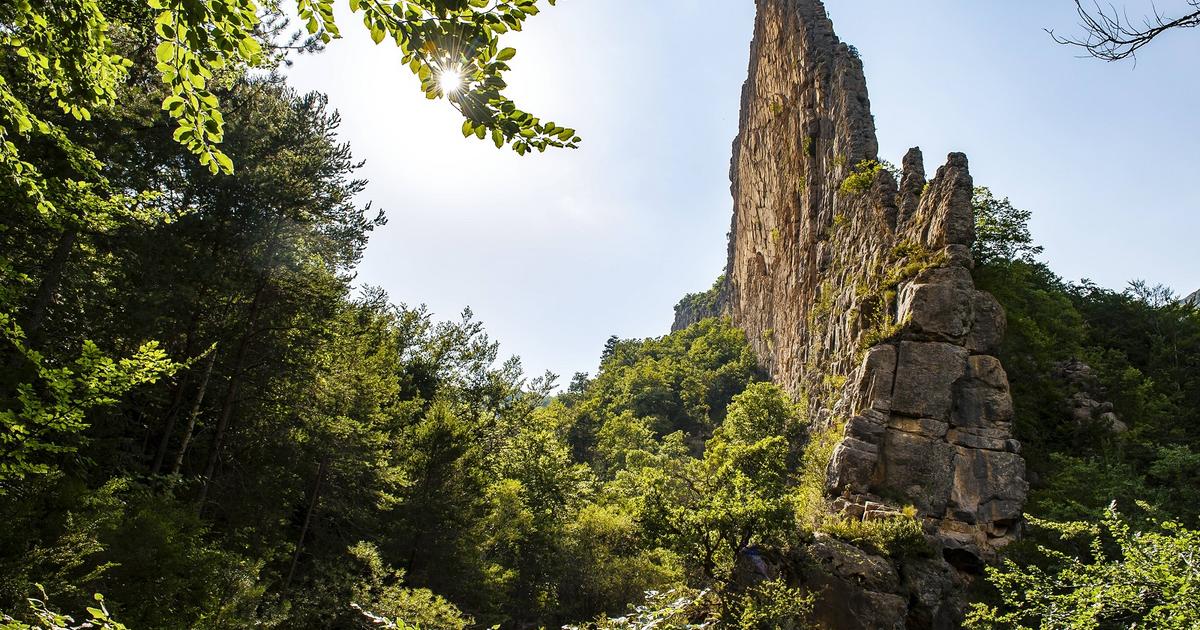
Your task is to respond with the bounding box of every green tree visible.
[972,187,1043,267]
[630,383,800,587]
[967,506,1200,629]
[1,0,576,201]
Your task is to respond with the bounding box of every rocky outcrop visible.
[722,0,1025,560]
[799,536,966,630]
[734,536,968,630]
[1185,289,1200,307]
[1054,358,1127,433]
[672,277,726,331]
[697,0,1029,626]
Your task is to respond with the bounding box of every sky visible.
[285,1,1200,385]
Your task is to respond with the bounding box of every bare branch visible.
[1048,0,1200,61]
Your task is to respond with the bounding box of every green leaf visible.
[214,151,234,174]
[155,41,175,64]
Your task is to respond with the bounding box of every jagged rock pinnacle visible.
[682,1,1030,626]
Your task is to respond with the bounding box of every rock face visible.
[672,281,725,331]
[1185,289,1200,307]
[680,0,1029,626]
[1055,358,1127,433]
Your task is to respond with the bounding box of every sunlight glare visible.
[438,67,464,95]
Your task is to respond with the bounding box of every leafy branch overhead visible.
[0,0,577,204]
[155,0,580,166]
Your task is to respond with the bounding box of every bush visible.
[733,579,813,630]
[563,588,716,630]
[966,506,1200,629]
[838,160,883,196]
[820,514,931,559]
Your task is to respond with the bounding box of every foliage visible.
[838,159,883,196]
[2,3,804,627]
[564,317,763,461]
[6,11,1200,624]
[0,0,575,204]
[627,382,801,584]
[732,579,814,630]
[556,503,684,622]
[562,588,716,630]
[0,316,177,488]
[791,420,839,531]
[674,275,725,322]
[820,514,930,559]
[968,180,1200,627]
[972,187,1043,266]
[0,589,126,630]
[345,542,473,630]
[966,506,1200,629]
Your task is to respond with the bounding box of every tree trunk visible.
[196,275,268,510]
[169,348,216,475]
[284,455,328,594]
[151,314,202,473]
[23,229,77,347]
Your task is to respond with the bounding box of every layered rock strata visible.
[677,0,1030,625]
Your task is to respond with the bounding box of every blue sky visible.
[286,1,1200,384]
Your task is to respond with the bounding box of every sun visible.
[438,67,464,96]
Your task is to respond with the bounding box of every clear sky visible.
[285,1,1200,385]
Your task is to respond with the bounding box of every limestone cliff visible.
[678,0,1029,625]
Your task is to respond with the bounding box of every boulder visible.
[876,429,956,514]
[898,267,976,343]
[891,342,968,420]
[951,355,1014,428]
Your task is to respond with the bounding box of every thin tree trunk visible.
[152,373,191,474]
[196,277,268,510]
[284,455,328,594]
[169,348,216,475]
[4,229,76,374]
[23,229,77,347]
[195,352,245,509]
[151,315,202,473]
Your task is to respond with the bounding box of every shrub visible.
[821,514,931,559]
[838,160,883,196]
[966,506,1200,629]
[734,579,813,630]
[563,588,716,630]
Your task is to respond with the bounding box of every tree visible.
[972,187,1043,267]
[629,383,800,588]
[966,505,1200,629]
[2,2,598,623]
[1049,0,1200,61]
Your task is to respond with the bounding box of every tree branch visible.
[1048,0,1200,61]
